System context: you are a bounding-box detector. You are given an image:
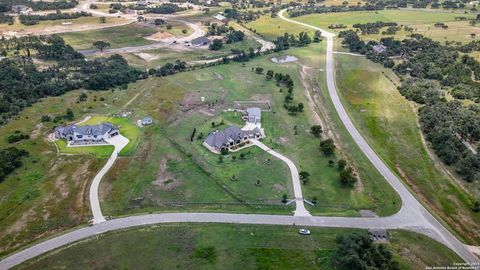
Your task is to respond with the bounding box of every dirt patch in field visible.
[146,31,174,41]
[135,52,159,61]
[153,158,182,191]
[30,123,43,139]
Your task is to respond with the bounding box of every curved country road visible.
[277,9,479,266]
[1,9,480,270]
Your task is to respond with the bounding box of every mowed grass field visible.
[15,224,461,270]
[334,54,480,244]
[246,15,315,40]
[59,23,157,50]
[79,116,141,155]
[247,9,478,43]
[59,20,193,51]
[292,10,477,43]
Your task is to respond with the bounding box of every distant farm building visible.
[191,36,210,47]
[372,44,387,54]
[11,5,32,14]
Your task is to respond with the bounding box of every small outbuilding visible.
[191,36,210,47]
[142,116,153,125]
[372,44,387,54]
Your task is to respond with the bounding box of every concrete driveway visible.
[89,134,129,224]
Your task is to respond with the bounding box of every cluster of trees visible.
[328,24,347,29]
[0,0,78,11]
[146,3,187,14]
[420,101,480,182]
[206,24,245,50]
[352,21,398,35]
[19,11,91,25]
[366,0,433,8]
[223,7,263,23]
[288,4,385,18]
[273,32,320,52]
[0,147,28,183]
[0,13,13,25]
[317,128,357,187]
[148,60,187,77]
[7,131,29,144]
[0,35,144,124]
[274,72,304,113]
[226,30,245,44]
[339,30,396,67]
[209,39,223,50]
[332,233,399,270]
[206,23,230,36]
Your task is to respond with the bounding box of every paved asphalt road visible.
[277,9,480,266]
[1,9,480,270]
[251,139,310,217]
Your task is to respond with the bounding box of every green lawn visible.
[295,10,473,29]
[292,10,477,43]
[157,48,398,216]
[245,15,315,41]
[247,9,477,43]
[60,23,157,50]
[334,53,480,244]
[168,112,293,203]
[54,139,114,157]
[59,21,194,51]
[15,224,461,270]
[79,116,141,155]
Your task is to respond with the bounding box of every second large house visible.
[55,123,119,145]
[203,107,264,153]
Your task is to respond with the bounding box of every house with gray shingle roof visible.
[203,125,262,153]
[55,123,119,144]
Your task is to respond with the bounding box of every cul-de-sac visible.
[0,0,480,269]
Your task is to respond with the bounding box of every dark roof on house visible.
[204,125,261,149]
[191,36,210,45]
[56,123,116,136]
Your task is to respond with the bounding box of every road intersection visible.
[1,9,479,270]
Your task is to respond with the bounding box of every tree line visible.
[0,35,145,125]
[19,11,91,25]
[0,0,78,12]
[273,31,322,52]
[146,3,187,14]
[0,147,28,183]
[338,31,480,184]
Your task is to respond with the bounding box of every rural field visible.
[99,45,400,218]
[60,21,194,51]
[2,0,480,268]
[334,53,480,243]
[0,16,128,35]
[15,224,461,270]
[248,10,479,44]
